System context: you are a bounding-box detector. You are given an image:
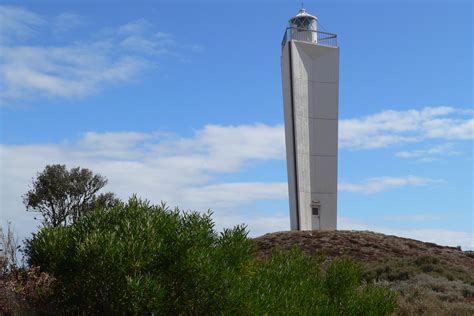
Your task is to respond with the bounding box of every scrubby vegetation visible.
[0,223,55,313]
[363,256,474,315]
[22,197,396,315]
[256,231,474,316]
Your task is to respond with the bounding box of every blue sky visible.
[1,0,472,249]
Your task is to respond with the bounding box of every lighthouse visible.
[281,8,339,231]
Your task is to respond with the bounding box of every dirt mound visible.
[254,230,473,274]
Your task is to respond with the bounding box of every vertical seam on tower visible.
[288,41,300,230]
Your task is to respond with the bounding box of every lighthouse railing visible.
[281,27,337,49]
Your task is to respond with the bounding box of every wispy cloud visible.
[53,13,86,35]
[340,107,474,149]
[0,7,200,104]
[395,143,461,161]
[117,18,154,35]
[1,45,147,99]
[339,175,440,194]
[115,19,176,55]
[0,6,44,43]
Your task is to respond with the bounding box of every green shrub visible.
[235,250,396,315]
[25,197,397,315]
[26,197,254,314]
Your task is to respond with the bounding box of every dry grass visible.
[1,224,56,314]
[254,230,474,315]
[394,274,474,316]
[0,266,56,314]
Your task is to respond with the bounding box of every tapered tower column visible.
[281,8,339,230]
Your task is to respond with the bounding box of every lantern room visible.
[288,8,318,43]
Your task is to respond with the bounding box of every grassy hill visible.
[254,230,474,315]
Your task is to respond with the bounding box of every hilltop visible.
[255,230,474,315]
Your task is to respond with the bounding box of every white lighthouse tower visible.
[281,8,339,231]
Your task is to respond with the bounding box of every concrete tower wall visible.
[281,45,298,230]
[281,40,339,231]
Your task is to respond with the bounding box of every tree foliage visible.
[25,197,397,315]
[23,164,119,227]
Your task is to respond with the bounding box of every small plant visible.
[0,222,20,275]
[464,251,474,259]
[1,223,55,314]
[414,255,440,266]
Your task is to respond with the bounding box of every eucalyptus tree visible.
[23,164,120,227]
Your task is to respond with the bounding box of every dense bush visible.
[25,197,396,314]
[25,197,253,314]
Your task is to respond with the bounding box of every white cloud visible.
[0,124,287,240]
[339,175,439,194]
[423,117,474,140]
[183,182,288,209]
[114,19,176,55]
[340,107,474,149]
[117,18,154,35]
[214,212,290,238]
[1,45,147,99]
[339,217,473,250]
[395,143,461,160]
[0,7,200,104]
